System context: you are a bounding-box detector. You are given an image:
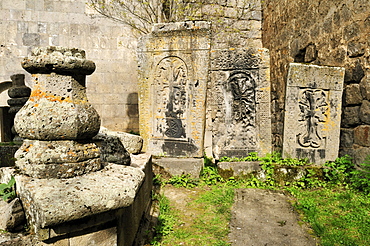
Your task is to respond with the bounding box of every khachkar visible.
[209,48,272,158]
[283,63,345,165]
[14,46,101,178]
[138,21,210,157]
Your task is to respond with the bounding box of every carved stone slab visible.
[283,63,345,164]
[138,21,210,157]
[209,48,272,158]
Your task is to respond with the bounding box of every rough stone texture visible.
[0,153,152,246]
[262,0,370,163]
[342,106,361,127]
[15,140,102,178]
[229,189,317,245]
[93,133,130,165]
[208,48,272,159]
[138,21,210,157]
[69,227,117,246]
[21,47,95,75]
[0,1,139,133]
[98,127,143,154]
[15,163,145,230]
[359,100,370,124]
[0,198,26,232]
[152,157,204,179]
[344,83,362,105]
[283,63,344,165]
[354,125,370,147]
[0,145,19,167]
[14,47,101,141]
[340,128,354,148]
[217,161,262,179]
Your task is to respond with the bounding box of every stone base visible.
[217,161,262,179]
[152,157,204,178]
[15,140,102,178]
[2,153,153,246]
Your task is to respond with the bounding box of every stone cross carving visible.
[297,89,328,148]
[283,63,344,164]
[14,46,101,178]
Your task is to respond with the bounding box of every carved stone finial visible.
[14,47,100,140]
[14,47,101,178]
[21,46,96,75]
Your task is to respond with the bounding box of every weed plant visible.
[0,176,16,202]
[152,153,370,246]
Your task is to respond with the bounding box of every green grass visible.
[151,153,370,246]
[153,185,234,246]
[289,187,370,246]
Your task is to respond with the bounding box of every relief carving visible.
[228,71,256,126]
[297,89,328,148]
[154,56,188,138]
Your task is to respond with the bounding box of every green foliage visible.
[323,155,354,185]
[291,187,370,245]
[154,153,370,245]
[151,194,177,245]
[200,166,225,185]
[350,156,370,194]
[0,176,16,202]
[219,152,261,162]
[167,174,199,188]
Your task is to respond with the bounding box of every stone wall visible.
[0,0,139,132]
[262,0,370,163]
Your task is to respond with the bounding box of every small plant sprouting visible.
[0,176,16,202]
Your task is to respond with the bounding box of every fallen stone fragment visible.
[0,198,25,232]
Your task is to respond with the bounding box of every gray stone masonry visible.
[283,63,345,165]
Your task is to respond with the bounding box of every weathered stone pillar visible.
[7,74,31,142]
[14,47,102,178]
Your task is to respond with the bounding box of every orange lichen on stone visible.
[30,89,72,103]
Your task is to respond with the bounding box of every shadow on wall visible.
[127,92,139,133]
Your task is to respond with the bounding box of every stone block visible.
[22,33,40,46]
[98,127,143,154]
[93,132,131,165]
[138,21,210,157]
[217,161,262,179]
[342,106,360,127]
[360,100,370,124]
[15,140,102,178]
[352,146,370,165]
[340,128,354,148]
[354,125,370,147]
[15,164,145,232]
[283,63,345,164]
[69,227,117,246]
[0,198,25,232]
[210,48,272,158]
[344,83,362,105]
[152,157,204,179]
[360,74,370,100]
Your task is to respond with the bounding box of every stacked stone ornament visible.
[14,47,101,178]
[7,74,31,141]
